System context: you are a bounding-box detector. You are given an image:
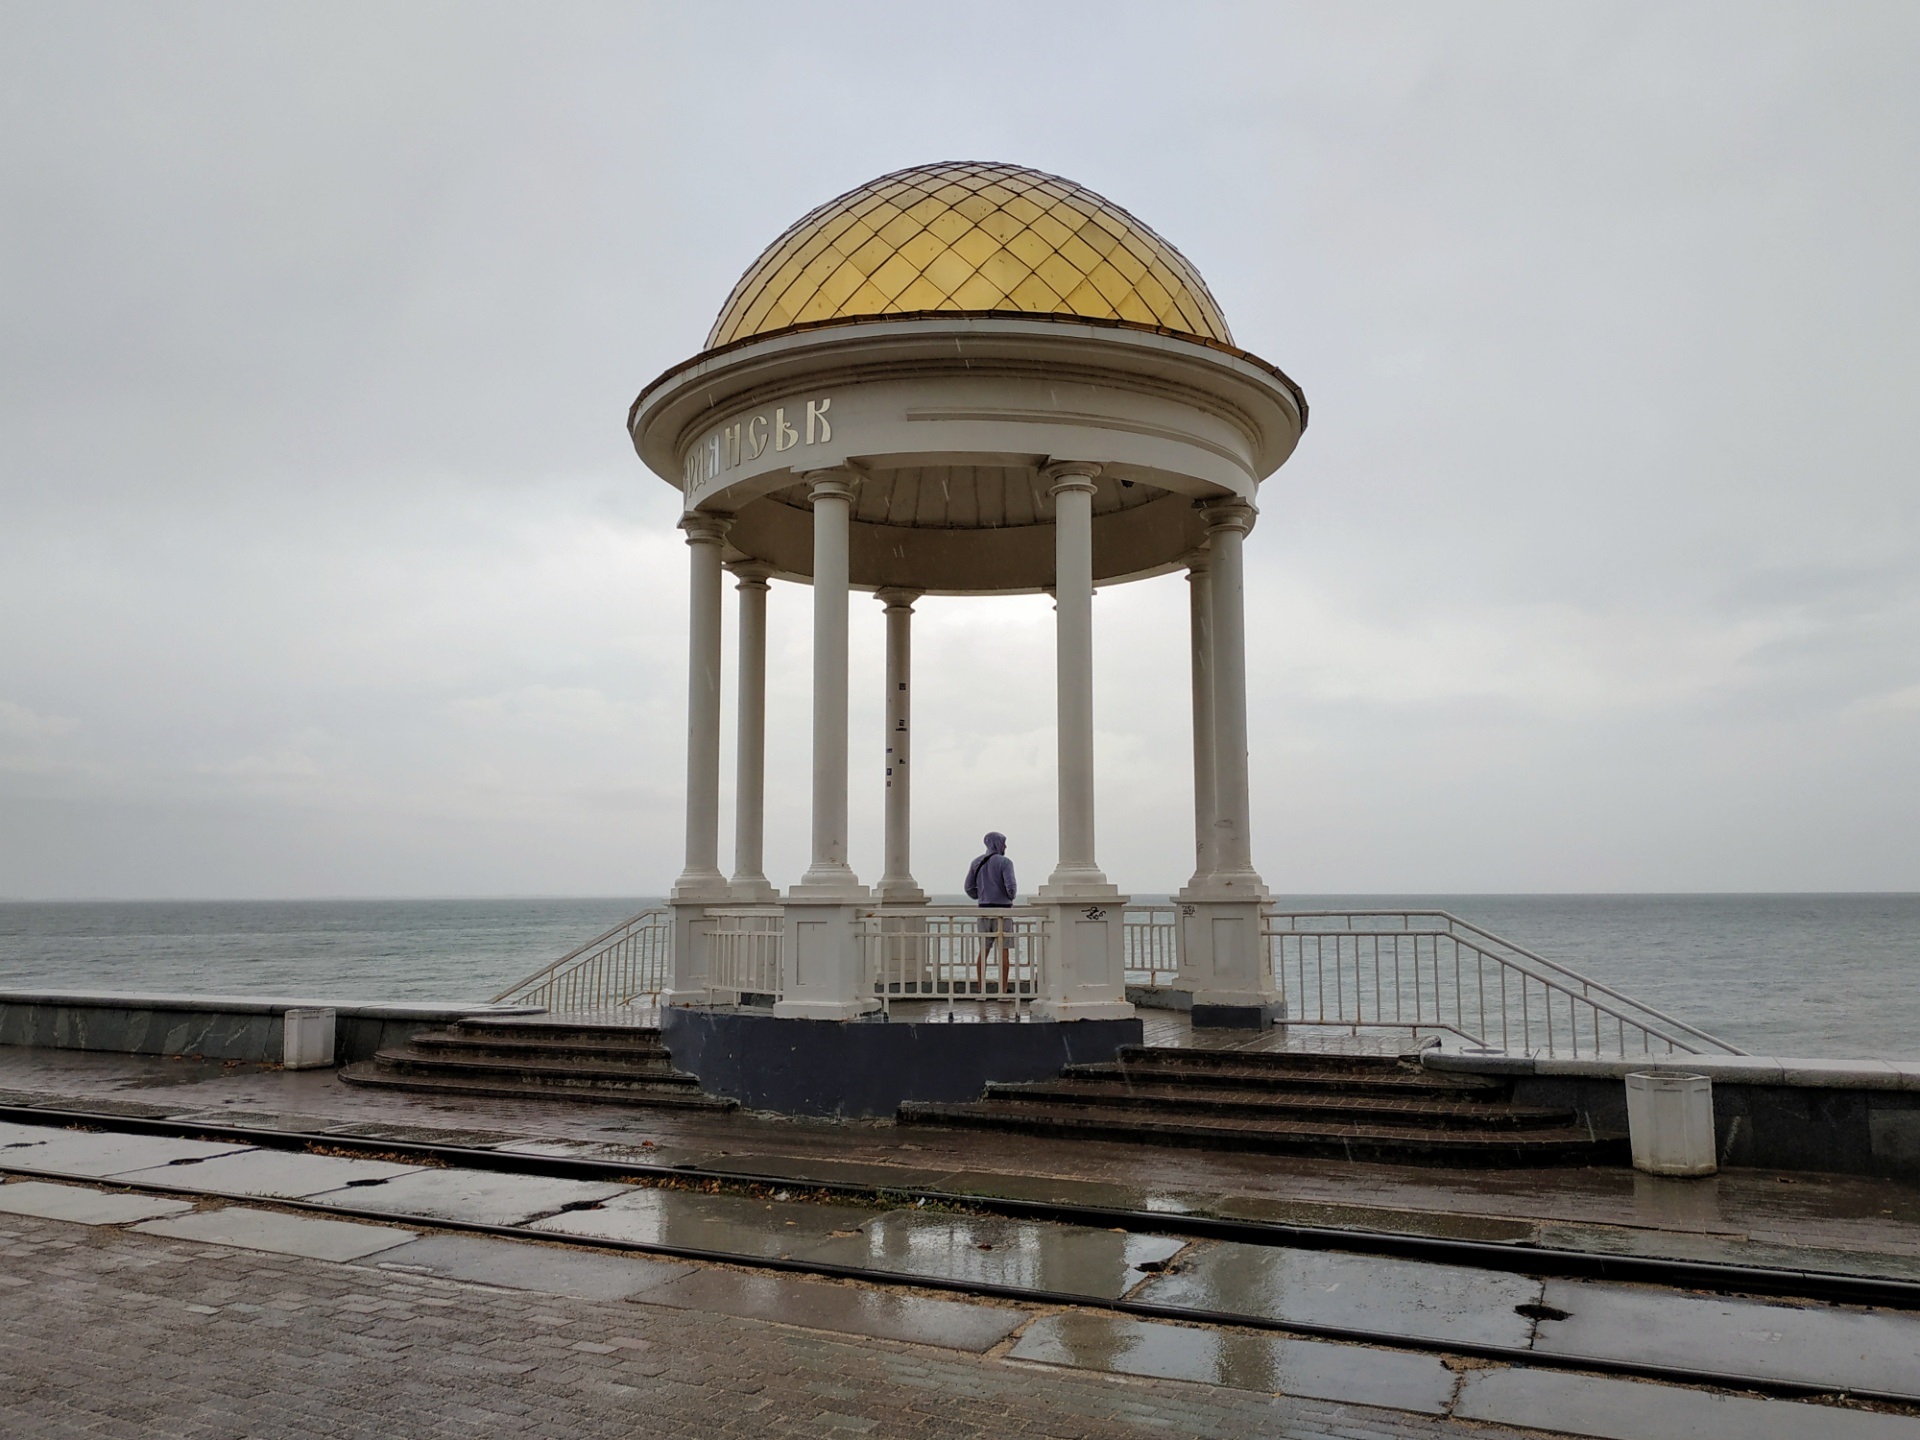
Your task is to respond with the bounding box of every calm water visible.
[1,894,1915,1059]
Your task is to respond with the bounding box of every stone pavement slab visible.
[0,1130,254,1178]
[307,1166,628,1225]
[133,1204,417,1261]
[1009,1310,1458,1414]
[529,1186,885,1255]
[367,1231,693,1300]
[796,1210,1188,1299]
[632,1265,1030,1352]
[0,1178,193,1225]
[0,1119,61,1148]
[1535,1277,1920,1400]
[2,1206,1504,1440]
[110,1147,419,1198]
[1136,1240,1542,1348]
[1454,1366,1920,1439]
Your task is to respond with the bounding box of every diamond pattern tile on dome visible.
[708,162,1231,349]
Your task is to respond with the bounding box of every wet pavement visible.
[6,1157,1920,1437]
[1137,1241,1542,1347]
[1008,1311,1458,1413]
[5,1043,1918,1290]
[801,1210,1188,1299]
[111,1147,417,1198]
[530,1187,885,1256]
[1533,1277,1920,1396]
[131,1204,418,1261]
[7,1045,1920,1433]
[633,1267,1031,1352]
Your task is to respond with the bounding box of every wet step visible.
[980,1080,1579,1131]
[1060,1060,1510,1098]
[898,1099,1623,1166]
[443,1019,668,1048]
[359,1047,698,1086]
[336,1063,738,1109]
[1086,1048,1508,1093]
[407,1032,678,1065]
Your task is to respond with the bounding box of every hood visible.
[983,831,1006,855]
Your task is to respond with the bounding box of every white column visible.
[728,561,777,902]
[1183,550,1217,892]
[1182,498,1276,1027]
[874,587,925,903]
[672,513,731,901]
[791,470,865,898]
[1204,500,1262,891]
[666,511,731,1008]
[777,471,874,1020]
[1032,463,1129,1023]
[1040,464,1115,898]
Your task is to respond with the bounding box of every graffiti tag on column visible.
[1082,906,1107,921]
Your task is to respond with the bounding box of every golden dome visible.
[707,161,1232,350]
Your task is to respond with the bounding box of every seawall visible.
[1428,1049,1920,1180]
[0,989,538,1066]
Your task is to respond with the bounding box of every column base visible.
[728,875,780,903]
[788,867,869,902]
[1176,871,1270,904]
[670,871,731,905]
[1036,875,1121,902]
[873,880,927,905]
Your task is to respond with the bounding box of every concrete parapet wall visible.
[0,990,540,1066]
[1427,1049,1920,1179]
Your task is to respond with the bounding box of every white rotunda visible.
[630,161,1306,1063]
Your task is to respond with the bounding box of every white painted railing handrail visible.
[1260,908,1744,1058]
[1263,909,1742,1054]
[490,907,672,1010]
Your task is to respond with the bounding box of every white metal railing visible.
[490,907,671,1013]
[860,906,1046,1014]
[707,907,784,998]
[1122,904,1180,987]
[1262,910,1744,1058]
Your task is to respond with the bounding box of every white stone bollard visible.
[1625,1071,1716,1176]
[282,1008,337,1069]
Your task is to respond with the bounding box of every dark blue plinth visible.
[660,1007,1142,1118]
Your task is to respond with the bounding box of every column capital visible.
[680,512,733,545]
[874,586,922,610]
[1184,548,1212,577]
[803,468,858,504]
[1200,497,1256,535]
[1043,460,1101,496]
[726,559,775,588]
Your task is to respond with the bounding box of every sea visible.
[1,893,1916,1061]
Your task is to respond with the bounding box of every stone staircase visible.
[898,1045,1626,1166]
[339,1017,736,1111]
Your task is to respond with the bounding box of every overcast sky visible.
[2,2,1915,900]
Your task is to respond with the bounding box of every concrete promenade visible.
[4,1045,1916,1277]
[5,1046,1920,1438]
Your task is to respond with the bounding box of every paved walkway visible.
[1,1202,1479,1440]
[6,1051,1920,1437]
[2,1046,1916,1281]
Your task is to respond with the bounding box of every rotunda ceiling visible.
[707,161,1232,350]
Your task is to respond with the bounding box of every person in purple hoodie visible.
[964,831,1018,994]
